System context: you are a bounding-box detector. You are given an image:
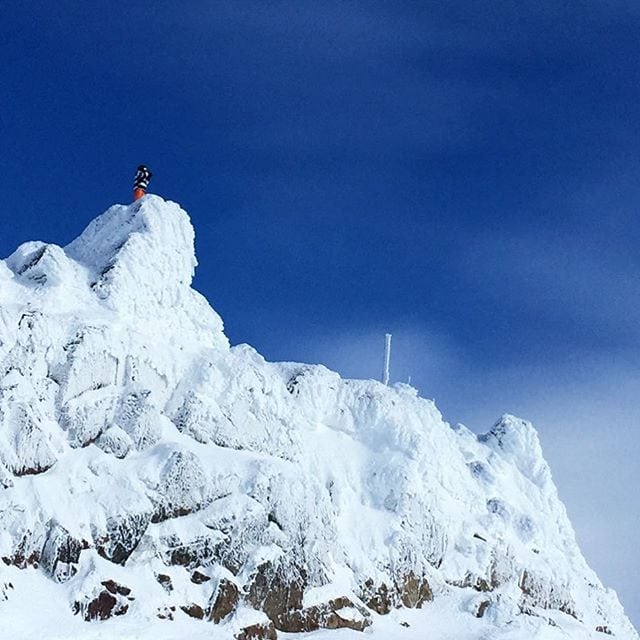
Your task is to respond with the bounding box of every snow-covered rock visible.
[0,195,636,640]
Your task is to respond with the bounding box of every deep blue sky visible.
[3,0,640,627]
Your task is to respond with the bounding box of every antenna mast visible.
[382,333,392,385]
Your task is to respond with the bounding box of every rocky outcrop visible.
[4,405,57,476]
[242,562,372,633]
[155,573,173,593]
[93,513,151,565]
[1,530,42,569]
[151,451,212,522]
[74,580,133,621]
[40,520,85,582]
[519,570,578,619]
[475,598,491,618]
[160,532,220,569]
[245,561,306,624]
[208,578,239,623]
[95,426,132,459]
[234,621,277,640]
[399,572,433,608]
[274,596,371,633]
[180,603,205,619]
[190,569,211,584]
[360,572,432,614]
[360,579,394,615]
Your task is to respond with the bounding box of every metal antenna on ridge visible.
[382,333,392,386]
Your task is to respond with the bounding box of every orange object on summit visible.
[133,165,152,200]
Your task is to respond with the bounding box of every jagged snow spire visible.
[4,195,227,349]
[65,196,197,310]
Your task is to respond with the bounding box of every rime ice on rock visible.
[0,197,636,639]
[480,414,551,487]
[66,198,195,310]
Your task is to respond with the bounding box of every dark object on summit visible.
[133,165,153,200]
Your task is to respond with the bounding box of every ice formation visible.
[0,196,636,640]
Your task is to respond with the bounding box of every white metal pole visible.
[383,333,392,385]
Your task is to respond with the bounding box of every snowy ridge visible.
[0,196,635,640]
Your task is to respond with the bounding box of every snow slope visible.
[0,195,635,640]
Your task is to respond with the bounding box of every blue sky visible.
[2,0,640,626]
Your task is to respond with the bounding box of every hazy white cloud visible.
[456,222,640,342]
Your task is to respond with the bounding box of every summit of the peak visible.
[63,196,201,315]
[0,195,227,348]
[66,195,196,286]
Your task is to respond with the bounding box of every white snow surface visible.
[0,195,635,639]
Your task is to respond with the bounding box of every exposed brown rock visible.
[157,606,174,620]
[2,532,41,569]
[87,591,118,620]
[245,561,306,621]
[76,590,129,621]
[360,572,432,615]
[242,562,372,634]
[398,571,433,608]
[155,573,173,593]
[2,550,39,569]
[360,579,393,614]
[234,622,277,640]
[191,570,211,584]
[209,578,239,623]
[273,596,371,633]
[475,599,491,618]
[74,582,133,621]
[180,603,205,619]
[101,580,132,596]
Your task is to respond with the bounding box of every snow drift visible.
[0,195,636,640]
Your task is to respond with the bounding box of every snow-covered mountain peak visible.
[0,199,636,640]
[65,195,196,307]
[2,196,227,350]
